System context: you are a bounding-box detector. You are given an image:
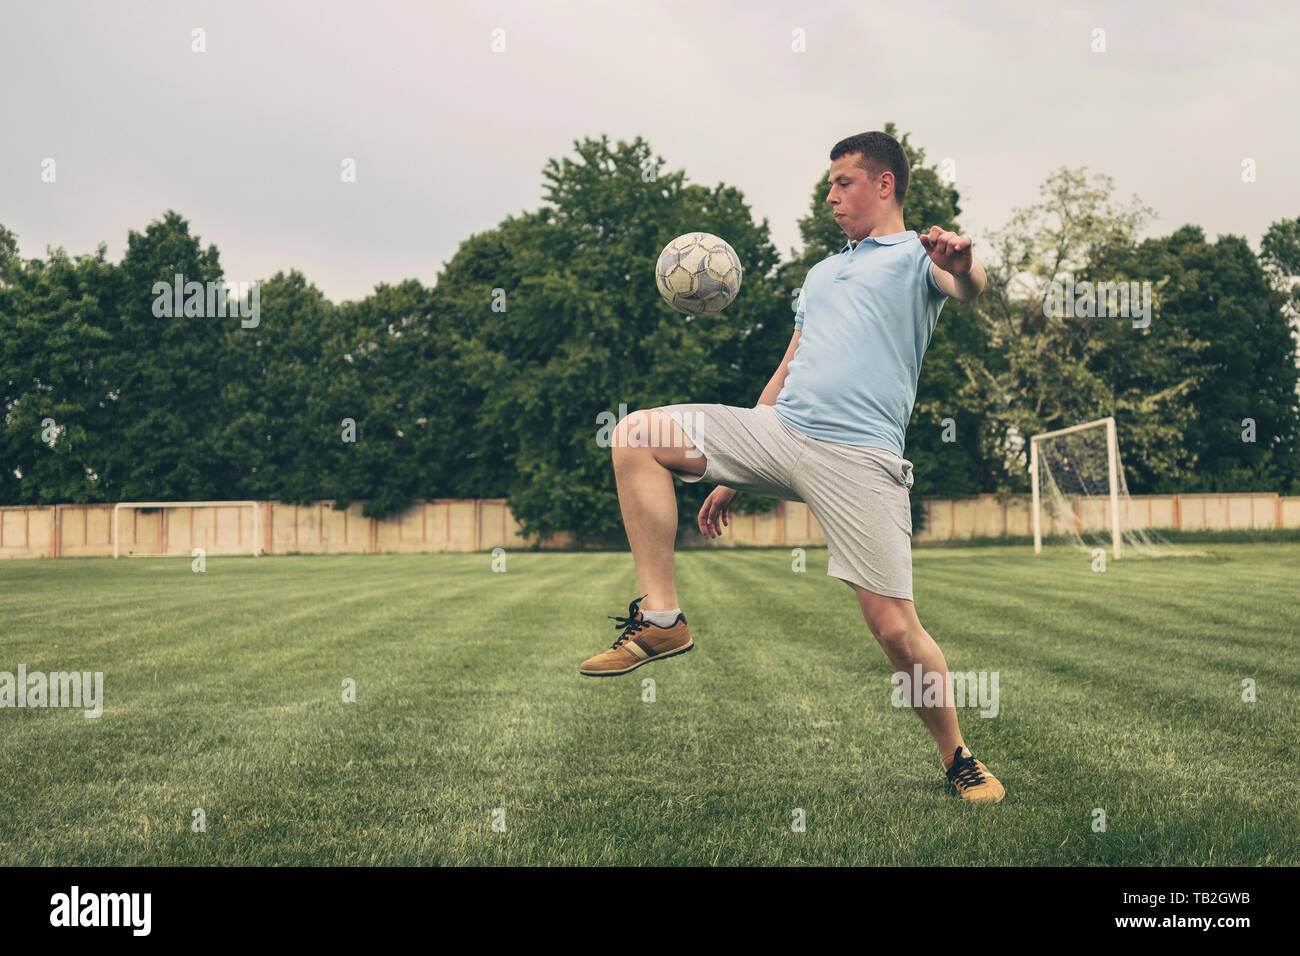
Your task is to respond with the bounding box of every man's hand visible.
[920,226,986,301]
[919,226,974,276]
[698,486,738,538]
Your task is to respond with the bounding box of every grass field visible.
[1,544,1297,866]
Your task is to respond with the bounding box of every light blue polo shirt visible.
[774,230,948,457]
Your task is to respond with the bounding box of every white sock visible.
[641,607,680,627]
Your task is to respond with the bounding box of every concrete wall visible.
[1,493,1297,559]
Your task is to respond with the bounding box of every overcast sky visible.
[2,0,1297,303]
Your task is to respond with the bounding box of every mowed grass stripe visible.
[531,551,1007,864]
[397,553,653,865]
[439,550,919,863]
[911,562,1295,757]
[205,555,613,865]
[681,546,1300,868]
[2,555,558,864]
[918,558,1295,697]
[0,545,1296,864]
[903,561,1298,862]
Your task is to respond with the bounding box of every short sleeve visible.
[794,286,807,330]
[922,252,948,300]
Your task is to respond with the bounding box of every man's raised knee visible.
[611,408,705,476]
[611,409,657,454]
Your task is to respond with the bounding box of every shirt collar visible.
[843,229,916,252]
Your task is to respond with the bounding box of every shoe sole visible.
[579,641,694,677]
[958,792,1004,804]
[952,784,1005,804]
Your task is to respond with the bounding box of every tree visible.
[962,168,1205,492]
[98,211,235,500]
[215,269,341,504]
[1261,216,1300,383]
[324,279,443,517]
[434,135,786,545]
[0,227,118,504]
[1145,228,1299,491]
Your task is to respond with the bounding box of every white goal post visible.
[113,501,262,558]
[1030,417,1122,558]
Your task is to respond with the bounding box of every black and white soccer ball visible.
[654,232,743,315]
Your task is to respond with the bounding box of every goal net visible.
[1029,417,1170,558]
[113,501,262,558]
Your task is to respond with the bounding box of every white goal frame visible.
[113,501,262,558]
[1030,417,1122,558]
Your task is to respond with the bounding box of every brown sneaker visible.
[579,594,694,677]
[945,747,1006,804]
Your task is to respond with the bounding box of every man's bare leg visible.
[852,586,965,767]
[610,409,705,613]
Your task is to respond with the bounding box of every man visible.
[579,130,1005,804]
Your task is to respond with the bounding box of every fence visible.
[2,492,1298,560]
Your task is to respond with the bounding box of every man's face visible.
[826,153,885,239]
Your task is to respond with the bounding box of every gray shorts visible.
[655,403,916,601]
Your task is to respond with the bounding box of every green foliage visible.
[434,135,786,544]
[216,269,343,504]
[966,169,1206,493]
[1125,227,1300,492]
[2,132,1297,537]
[0,229,117,504]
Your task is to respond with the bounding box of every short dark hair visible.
[830,131,908,205]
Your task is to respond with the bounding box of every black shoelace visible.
[946,749,987,789]
[608,593,651,649]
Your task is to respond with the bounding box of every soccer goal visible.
[1029,417,1170,558]
[113,501,262,558]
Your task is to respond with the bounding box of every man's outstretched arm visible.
[921,225,987,302]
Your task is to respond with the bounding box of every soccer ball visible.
[654,232,743,315]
